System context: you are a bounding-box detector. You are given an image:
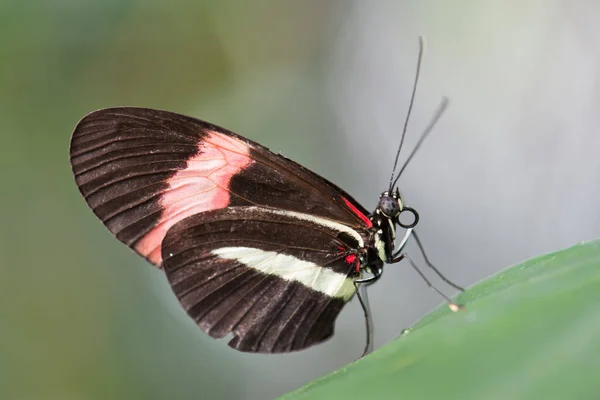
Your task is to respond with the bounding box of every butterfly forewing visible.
[70,107,372,266]
[161,206,364,353]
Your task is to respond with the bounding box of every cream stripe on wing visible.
[211,247,356,301]
[221,207,364,248]
[269,209,364,247]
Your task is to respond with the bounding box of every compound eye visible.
[378,195,401,218]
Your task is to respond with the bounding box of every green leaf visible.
[280,240,600,400]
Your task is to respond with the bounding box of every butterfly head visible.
[378,188,403,218]
[378,188,419,229]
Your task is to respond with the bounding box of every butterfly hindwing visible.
[70,107,372,266]
[161,206,364,353]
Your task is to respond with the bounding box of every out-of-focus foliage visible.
[281,240,600,400]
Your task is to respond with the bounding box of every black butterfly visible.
[69,39,462,355]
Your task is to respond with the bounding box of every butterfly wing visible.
[161,206,363,353]
[70,107,372,266]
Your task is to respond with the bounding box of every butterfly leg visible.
[351,263,382,358]
[388,252,462,310]
[392,229,464,292]
[354,281,374,358]
[354,264,382,285]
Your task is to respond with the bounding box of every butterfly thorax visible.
[360,189,409,276]
[369,213,396,264]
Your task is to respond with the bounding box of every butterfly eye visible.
[378,195,401,218]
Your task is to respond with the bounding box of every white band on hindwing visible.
[212,247,356,301]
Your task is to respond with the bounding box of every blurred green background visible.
[2,1,599,399]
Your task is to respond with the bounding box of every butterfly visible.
[69,39,463,356]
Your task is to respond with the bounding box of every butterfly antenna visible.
[390,96,449,189]
[388,36,424,192]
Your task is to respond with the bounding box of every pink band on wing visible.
[135,131,252,264]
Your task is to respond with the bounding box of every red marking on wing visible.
[344,253,360,273]
[135,131,252,264]
[342,197,372,228]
